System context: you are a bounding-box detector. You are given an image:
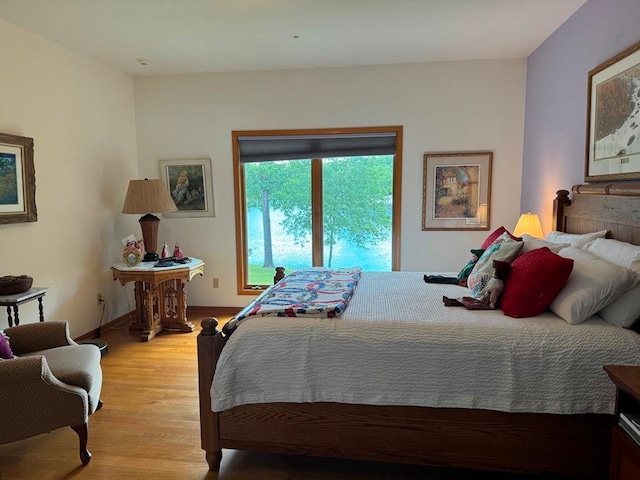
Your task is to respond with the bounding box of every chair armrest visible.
[0,355,52,384]
[3,321,75,355]
[0,355,88,445]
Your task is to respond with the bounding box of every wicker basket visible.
[0,275,33,295]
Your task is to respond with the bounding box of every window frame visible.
[232,126,403,295]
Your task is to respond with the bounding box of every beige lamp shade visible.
[513,211,543,238]
[122,179,177,214]
[122,179,177,262]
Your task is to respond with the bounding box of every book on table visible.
[619,412,640,446]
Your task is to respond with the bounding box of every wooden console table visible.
[0,287,48,327]
[111,258,204,341]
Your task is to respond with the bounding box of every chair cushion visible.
[21,344,101,400]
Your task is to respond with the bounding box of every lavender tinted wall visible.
[521,0,640,232]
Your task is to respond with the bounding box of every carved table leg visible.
[162,279,195,333]
[140,283,163,341]
[6,306,13,327]
[206,450,222,471]
[38,297,45,322]
[177,280,195,332]
[12,306,19,326]
[128,281,147,331]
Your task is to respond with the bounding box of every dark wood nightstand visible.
[604,365,640,480]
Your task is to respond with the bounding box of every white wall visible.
[0,20,139,337]
[134,60,527,308]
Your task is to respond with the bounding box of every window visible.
[233,126,402,294]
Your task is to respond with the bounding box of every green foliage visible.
[321,157,392,249]
[244,155,393,269]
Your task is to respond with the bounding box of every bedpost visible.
[552,189,571,232]
[274,266,285,284]
[197,317,227,471]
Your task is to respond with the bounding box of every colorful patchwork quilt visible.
[226,267,362,331]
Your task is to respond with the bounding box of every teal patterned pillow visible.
[456,249,485,286]
[467,237,523,298]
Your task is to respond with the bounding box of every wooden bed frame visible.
[197,183,640,479]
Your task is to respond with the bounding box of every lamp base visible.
[143,252,159,262]
[139,214,161,263]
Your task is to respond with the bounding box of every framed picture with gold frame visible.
[0,132,37,224]
[585,40,640,182]
[122,246,142,267]
[422,151,492,231]
[160,158,214,217]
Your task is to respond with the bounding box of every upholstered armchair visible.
[0,321,103,465]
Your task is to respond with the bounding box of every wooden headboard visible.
[553,183,640,244]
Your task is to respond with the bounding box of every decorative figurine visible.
[173,242,184,259]
[161,242,169,259]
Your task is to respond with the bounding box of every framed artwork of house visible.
[422,151,492,231]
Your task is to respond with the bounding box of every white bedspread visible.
[211,272,640,414]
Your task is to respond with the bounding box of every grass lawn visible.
[249,264,279,285]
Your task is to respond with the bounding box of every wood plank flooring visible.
[1,314,573,480]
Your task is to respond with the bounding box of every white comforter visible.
[211,271,640,415]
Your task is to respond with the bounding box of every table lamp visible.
[513,211,543,238]
[122,179,177,262]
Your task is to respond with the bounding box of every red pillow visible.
[481,226,521,250]
[501,247,574,318]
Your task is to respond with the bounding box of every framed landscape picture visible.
[160,158,214,217]
[585,40,640,182]
[422,151,492,231]
[0,132,37,224]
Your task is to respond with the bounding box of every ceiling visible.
[0,0,587,77]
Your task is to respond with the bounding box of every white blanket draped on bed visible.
[211,271,640,415]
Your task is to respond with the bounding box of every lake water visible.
[247,208,391,271]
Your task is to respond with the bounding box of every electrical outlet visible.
[96,292,105,304]
[212,278,220,288]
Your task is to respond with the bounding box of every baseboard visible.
[74,311,132,341]
[74,306,241,341]
[74,306,240,340]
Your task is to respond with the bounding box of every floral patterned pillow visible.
[467,234,523,298]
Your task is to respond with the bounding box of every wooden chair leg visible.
[70,423,92,465]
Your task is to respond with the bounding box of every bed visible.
[197,184,640,478]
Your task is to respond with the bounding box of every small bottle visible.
[161,242,169,259]
[173,242,183,259]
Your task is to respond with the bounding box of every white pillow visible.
[584,238,640,273]
[520,234,570,254]
[545,230,608,249]
[583,238,640,327]
[597,286,640,328]
[549,247,640,325]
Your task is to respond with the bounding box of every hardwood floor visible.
[1,314,573,480]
